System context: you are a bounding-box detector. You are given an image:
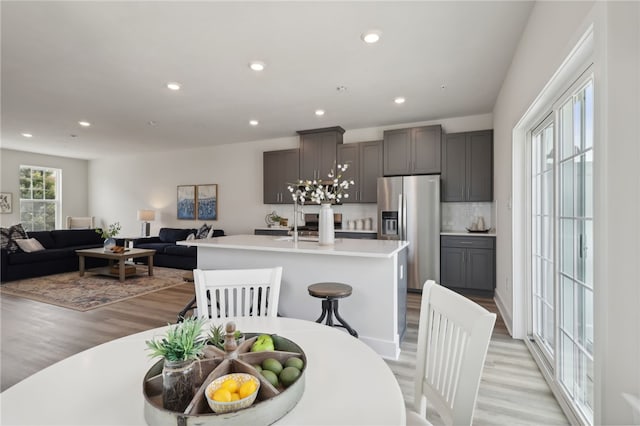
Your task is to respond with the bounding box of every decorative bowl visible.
[205,373,260,414]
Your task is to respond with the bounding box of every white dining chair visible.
[407,280,496,426]
[193,267,283,319]
[66,216,95,229]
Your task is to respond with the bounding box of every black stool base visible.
[315,298,358,338]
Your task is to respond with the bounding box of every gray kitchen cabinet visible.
[442,130,493,202]
[383,125,441,176]
[297,126,344,181]
[440,235,495,296]
[254,228,289,236]
[263,148,299,204]
[337,140,383,203]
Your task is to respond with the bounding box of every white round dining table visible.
[0,316,406,425]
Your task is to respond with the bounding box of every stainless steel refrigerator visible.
[377,175,440,291]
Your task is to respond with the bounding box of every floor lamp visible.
[137,209,155,237]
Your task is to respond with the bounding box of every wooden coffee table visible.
[76,247,156,282]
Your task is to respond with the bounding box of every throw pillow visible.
[186,233,196,241]
[1,223,28,253]
[196,223,211,239]
[15,238,45,253]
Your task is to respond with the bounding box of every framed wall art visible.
[0,192,12,214]
[177,185,196,220]
[196,184,217,220]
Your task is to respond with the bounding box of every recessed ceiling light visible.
[147,120,158,126]
[166,82,181,91]
[336,86,347,93]
[249,120,259,126]
[78,121,91,127]
[361,30,381,44]
[441,84,447,90]
[249,61,265,71]
[315,109,325,116]
[21,132,33,138]
[394,97,406,104]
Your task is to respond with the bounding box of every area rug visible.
[0,267,188,311]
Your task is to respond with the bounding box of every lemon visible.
[239,380,257,399]
[212,388,232,402]
[230,392,240,401]
[221,378,239,393]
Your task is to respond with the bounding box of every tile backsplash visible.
[441,202,494,231]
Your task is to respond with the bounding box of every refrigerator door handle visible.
[398,194,404,240]
[401,193,408,241]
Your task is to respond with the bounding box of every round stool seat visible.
[308,282,352,299]
[307,282,358,338]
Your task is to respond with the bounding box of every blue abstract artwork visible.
[177,185,196,220]
[197,184,217,220]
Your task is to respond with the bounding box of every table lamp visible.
[137,209,155,237]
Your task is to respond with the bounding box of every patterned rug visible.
[0,267,188,311]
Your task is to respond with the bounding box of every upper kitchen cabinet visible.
[383,125,442,176]
[337,140,383,203]
[297,126,345,180]
[441,130,493,202]
[263,148,299,204]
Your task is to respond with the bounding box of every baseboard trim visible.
[493,291,514,337]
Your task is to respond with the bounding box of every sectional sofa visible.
[132,227,225,270]
[1,228,109,282]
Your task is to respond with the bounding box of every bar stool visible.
[308,282,358,337]
[176,271,196,322]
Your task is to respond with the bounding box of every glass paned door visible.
[557,80,594,419]
[529,75,594,424]
[531,115,555,361]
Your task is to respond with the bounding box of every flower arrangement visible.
[96,222,121,239]
[288,164,355,205]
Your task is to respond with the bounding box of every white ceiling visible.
[1,1,533,160]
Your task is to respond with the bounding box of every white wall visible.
[88,113,493,237]
[493,1,640,424]
[0,149,89,228]
[492,0,595,329]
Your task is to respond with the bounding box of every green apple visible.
[250,334,275,352]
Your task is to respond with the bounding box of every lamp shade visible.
[137,209,156,222]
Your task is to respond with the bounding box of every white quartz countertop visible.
[440,230,497,237]
[179,234,408,258]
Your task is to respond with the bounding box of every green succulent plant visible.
[145,317,207,361]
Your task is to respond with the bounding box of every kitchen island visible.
[179,234,409,359]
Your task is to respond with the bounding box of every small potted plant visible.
[146,318,207,412]
[96,222,121,252]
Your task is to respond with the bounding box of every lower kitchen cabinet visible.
[440,235,495,296]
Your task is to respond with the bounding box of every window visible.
[528,74,594,423]
[19,166,61,231]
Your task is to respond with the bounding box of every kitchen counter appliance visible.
[295,213,342,237]
[377,175,440,291]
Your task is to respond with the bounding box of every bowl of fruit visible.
[205,373,260,414]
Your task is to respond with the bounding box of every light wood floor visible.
[386,292,569,425]
[1,284,568,425]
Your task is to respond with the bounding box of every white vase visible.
[318,203,335,245]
